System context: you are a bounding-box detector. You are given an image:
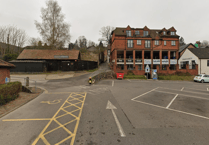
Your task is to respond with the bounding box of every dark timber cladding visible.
[10,49,97,72]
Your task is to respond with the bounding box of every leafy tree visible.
[35,0,70,50]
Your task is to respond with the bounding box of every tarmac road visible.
[1,63,209,145]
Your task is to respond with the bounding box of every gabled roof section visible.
[179,43,196,52]
[168,27,176,32]
[188,48,209,59]
[17,49,80,60]
[0,59,15,67]
[143,26,149,31]
[111,28,126,35]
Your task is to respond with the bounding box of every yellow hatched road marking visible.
[43,119,77,136]
[2,92,86,145]
[70,93,87,145]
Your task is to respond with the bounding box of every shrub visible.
[0,81,22,105]
[3,53,18,62]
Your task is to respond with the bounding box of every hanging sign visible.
[170,59,177,64]
[144,59,151,64]
[153,59,160,64]
[162,59,169,64]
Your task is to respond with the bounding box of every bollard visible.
[26,77,29,87]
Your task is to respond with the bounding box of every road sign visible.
[5,77,9,84]
[145,65,150,73]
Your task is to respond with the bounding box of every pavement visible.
[1,63,209,145]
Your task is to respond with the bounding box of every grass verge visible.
[158,75,194,81]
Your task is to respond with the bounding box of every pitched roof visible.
[188,48,209,59]
[112,27,179,39]
[0,59,15,67]
[17,49,80,60]
[179,43,196,52]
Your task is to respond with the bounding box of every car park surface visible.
[1,72,209,145]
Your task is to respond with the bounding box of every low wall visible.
[111,64,198,76]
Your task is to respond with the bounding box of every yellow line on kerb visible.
[32,93,73,145]
[70,92,87,145]
[2,118,51,121]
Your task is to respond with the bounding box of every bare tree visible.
[99,26,115,46]
[179,37,186,46]
[87,40,96,47]
[27,37,42,46]
[0,25,28,54]
[35,0,71,50]
[201,40,209,48]
[77,36,87,48]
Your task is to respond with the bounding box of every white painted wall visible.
[178,49,200,73]
[200,59,209,74]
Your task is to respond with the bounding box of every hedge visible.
[0,81,22,105]
[123,75,146,79]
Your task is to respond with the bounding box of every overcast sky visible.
[1,0,209,46]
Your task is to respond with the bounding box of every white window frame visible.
[171,32,175,35]
[145,40,151,48]
[135,31,140,35]
[164,41,166,46]
[143,31,148,36]
[126,30,131,37]
[137,40,141,45]
[127,40,133,48]
[163,31,166,35]
[171,41,176,46]
[155,40,159,45]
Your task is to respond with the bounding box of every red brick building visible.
[110,25,180,75]
[0,59,15,84]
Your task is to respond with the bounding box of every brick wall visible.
[0,68,10,84]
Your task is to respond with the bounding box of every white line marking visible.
[181,87,184,91]
[207,88,209,91]
[132,100,209,120]
[154,90,209,101]
[127,79,131,82]
[106,101,126,137]
[131,87,159,101]
[166,94,178,109]
[160,87,209,96]
[112,80,114,87]
[183,87,209,92]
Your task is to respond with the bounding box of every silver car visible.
[194,74,209,83]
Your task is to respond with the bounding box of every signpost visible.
[145,64,150,79]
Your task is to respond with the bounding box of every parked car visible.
[194,74,209,83]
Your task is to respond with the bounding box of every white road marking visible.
[127,79,131,82]
[131,87,159,101]
[154,90,209,101]
[181,87,184,91]
[185,87,209,92]
[106,100,126,137]
[207,88,209,91]
[166,94,178,109]
[112,80,114,87]
[132,99,209,120]
[160,87,209,96]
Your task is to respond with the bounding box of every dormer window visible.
[163,31,166,35]
[171,32,175,35]
[135,31,140,35]
[143,31,148,36]
[126,30,131,37]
